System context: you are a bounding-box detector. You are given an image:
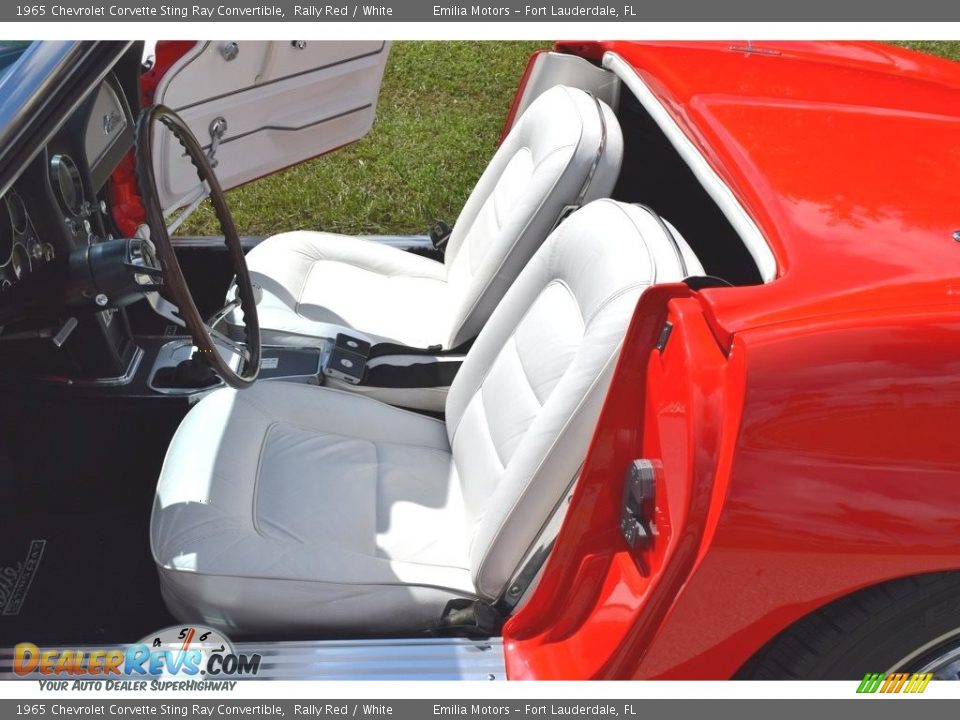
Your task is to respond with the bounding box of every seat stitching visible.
[294,260,320,312]
[475,390,507,470]
[448,272,550,445]
[251,421,281,540]
[509,333,545,408]
[268,419,452,459]
[159,564,478,596]
[473,346,623,598]
[371,439,382,558]
[512,279,582,407]
[293,259,446,318]
[583,281,649,326]
[447,147,578,347]
[445,106,594,347]
[236,384,448,435]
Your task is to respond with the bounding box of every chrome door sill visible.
[231,637,505,681]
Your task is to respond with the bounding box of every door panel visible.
[151,41,390,211]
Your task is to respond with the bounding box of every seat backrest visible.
[441,85,623,349]
[445,199,703,599]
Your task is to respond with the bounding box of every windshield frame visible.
[0,41,132,198]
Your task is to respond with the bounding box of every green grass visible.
[179,40,960,237]
[895,41,960,59]
[179,41,548,237]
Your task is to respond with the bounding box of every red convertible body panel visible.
[568,40,960,344]
[503,41,960,680]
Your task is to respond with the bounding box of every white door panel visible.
[152,41,390,210]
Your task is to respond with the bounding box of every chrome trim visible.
[551,92,608,231]
[498,466,581,613]
[0,42,133,200]
[7,190,27,235]
[576,93,609,208]
[147,341,322,394]
[45,345,144,387]
[0,637,506,681]
[361,234,433,250]
[890,626,960,678]
[171,235,264,249]
[603,51,777,283]
[632,203,688,277]
[168,235,435,252]
[147,338,234,395]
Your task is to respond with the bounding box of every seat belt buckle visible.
[429,220,453,251]
[323,333,371,385]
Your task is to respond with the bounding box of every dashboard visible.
[0,51,145,383]
[0,73,134,296]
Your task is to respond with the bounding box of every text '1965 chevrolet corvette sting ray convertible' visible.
[0,39,957,682]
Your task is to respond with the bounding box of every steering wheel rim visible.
[135,104,261,389]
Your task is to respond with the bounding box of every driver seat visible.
[151,200,702,634]
[232,85,623,349]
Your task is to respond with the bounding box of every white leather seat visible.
[152,200,702,634]
[237,85,624,349]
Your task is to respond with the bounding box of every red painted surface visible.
[503,41,960,679]
[602,41,960,348]
[108,41,197,236]
[498,49,545,143]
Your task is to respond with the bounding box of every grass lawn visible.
[179,41,548,237]
[179,40,960,237]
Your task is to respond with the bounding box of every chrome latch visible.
[220,42,239,62]
[620,459,656,550]
[207,117,228,168]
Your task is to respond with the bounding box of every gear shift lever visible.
[152,352,220,389]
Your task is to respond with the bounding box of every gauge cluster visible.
[0,190,54,293]
[49,152,100,246]
[0,73,137,300]
[0,45,147,385]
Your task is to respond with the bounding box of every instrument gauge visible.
[0,197,11,266]
[10,242,30,280]
[49,154,84,216]
[7,192,27,235]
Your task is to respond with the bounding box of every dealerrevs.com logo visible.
[11,625,260,690]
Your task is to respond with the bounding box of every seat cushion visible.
[151,382,475,635]
[244,231,450,347]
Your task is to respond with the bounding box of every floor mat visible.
[0,511,174,646]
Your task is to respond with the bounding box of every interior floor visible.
[0,395,185,644]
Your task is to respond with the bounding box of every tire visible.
[736,571,960,679]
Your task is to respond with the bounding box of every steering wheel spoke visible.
[206,297,240,330]
[135,104,261,388]
[207,325,252,364]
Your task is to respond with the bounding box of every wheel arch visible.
[733,569,960,679]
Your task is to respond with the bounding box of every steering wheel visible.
[135,104,261,389]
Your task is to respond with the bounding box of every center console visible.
[147,338,325,395]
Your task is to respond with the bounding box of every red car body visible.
[502,41,960,679]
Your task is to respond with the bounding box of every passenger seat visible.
[232,85,624,350]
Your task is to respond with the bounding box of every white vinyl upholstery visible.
[237,85,624,349]
[152,200,702,634]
